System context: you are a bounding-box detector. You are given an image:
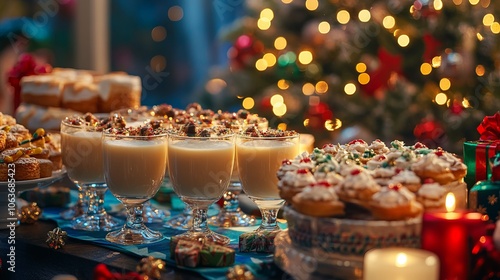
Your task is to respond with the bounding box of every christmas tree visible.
[201,0,500,154]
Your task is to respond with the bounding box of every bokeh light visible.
[439,78,451,91]
[356,62,367,73]
[151,26,166,42]
[318,21,331,34]
[168,6,183,21]
[420,63,432,75]
[263,53,277,67]
[337,10,350,24]
[382,16,396,29]
[274,37,287,50]
[298,51,313,64]
[205,78,227,95]
[435,93,448,105]
[277,79,290,90]
[358,73,370,85]
[358,9,371,22]
[150,55,166,72]
[344,83,356,95]
[270,94,284,106]
[302,83,315,95]
[242,97,255,109]
[305,0,319,11]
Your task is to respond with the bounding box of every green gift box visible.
[200,243,235,267]
[469,180,500,221]
[463,141,499,190]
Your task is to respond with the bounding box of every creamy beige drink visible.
[168,140,234,200]
[237,139,299,199]
[104,138,167,199]
[61,130,104,183]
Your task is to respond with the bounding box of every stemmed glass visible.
[61,118,122,231]
[236,129,299,233]
[168,126,235,244]
[102,128,167,245]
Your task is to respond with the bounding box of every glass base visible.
[143,202,170,224]
[60,204,85,220]
[72,213,123,231]
[164,212,192,230]
[209,209,257,227]
[106,225,163,245]
[175,229,230,245]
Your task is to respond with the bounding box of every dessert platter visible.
[273,139,467,279]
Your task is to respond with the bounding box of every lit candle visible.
[363,248,439,280]
[421,193,488,280]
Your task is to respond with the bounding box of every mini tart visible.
[291,182,345,217]
[389,169,422,192]
[411,153,455,185]
[338,168,381,206]
[416,182,447,210]
[0,157,40,181]
[434,150,467,181]
[369,184,422,221]
[370,167,397,187]
[278,168,316,202]
[276,153,315,180]
[313,164,344,186]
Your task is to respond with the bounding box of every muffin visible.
[291,181,345,217]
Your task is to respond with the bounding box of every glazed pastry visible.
[369,184,423,221]
[291,181,345,217]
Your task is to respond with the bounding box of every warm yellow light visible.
[273,103,287,116]
[270,94,284,106]
[432,56,442,68]
[453,0,462,4]
[358,73,370,85]
[303,119,310,127]
[477,33,484,41]
[168,6,184,21]
[325,118,342,131]
[205,78,227,95]
[302,83,315,95]
[307,64,320,75]
[462,98,471,108]
[435,92,448,105]
[281,0,293,3]
[298,51,313,65]
[263,53,277,67]
[318,21,331,34]
[305,0,319,11]
[469,0,479,5]
[446,192,456,212]
[274,37,287,50]
[277,79,290,90]
[260,8,274,21]
[151,26,167,42]
[491,22,500,34]
[433,0,443,10]
[150,55,166,72]
[315,81,328,94]
[242,97,255,109]
[476,65,485,76]
[257,18,271,30]
[397,35,410,47]
[277,123,287,130]
[421,63,432,75]
[358,9,371,22]
[440,78,451,91]
[382,16,396,29]
[255,59,268,71]
[395,253,408,268]
[356,62,367,73]
[344,83,356,95]
[337,10,350,24]
[482,0,491,8]
[483,14,495,26]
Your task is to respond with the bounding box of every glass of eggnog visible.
[61,114,123,231]
[102,125,168,245]
[167,122,235,245]
[236,127,300,233]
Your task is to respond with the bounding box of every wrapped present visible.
[174,239,202,268]
[239,230,279,253]
[169,235,204,259]
[464,112,500,189]
[200,243,235,267]
[470,151,500,221]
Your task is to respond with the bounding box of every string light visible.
[255,59,268,71]
[260,8,274,21]
[397,35,410,47]
[344,83,356,95]
[432,56,442,68]
[274,37,287,50]
[433,0,443,10]
[483,14,495,26]
[318,21,331,34]
[302,83,315,95]
[315,81,328,94]
[273,103,287,116]
[476,65,485,76]
[305,0,319,11]
[277,79,290,89]
[298,51,313,64]
[270,94,284,106]
[491,22,500,34]
[358,9,371,22]
[435,93,448,105]
[382,16,396,29]
[242,97,255,109]
[420,63,432,75]
[263,53,277,67]
[439,78,451,91]
[257,18,271,30]
[356,62,367,73]
[358,73,370,85]
[337,10,350,24]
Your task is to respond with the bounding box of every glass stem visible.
[191,207,209,234]
[223,188,241,213]
[125,204,145,230]
[76,184,89,215]
[87,186,107,216]
[258,207,280,232]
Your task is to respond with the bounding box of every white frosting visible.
[295,184,339,201]
[52,68,93,83]
[371,167,396,178]
[411,153,451,172]
[367,154,387,170]
[390,170,421,185]
[390,140,406,151]
[341,169,380,193]
[322,144,342,155]
[314,172,344,186]
[20,75,64,96]
[369,139,390,154]
[438,151,467,171]
[278,169,316,188]
[347,140,368,153]
[277,156,316,178]
[417,183,446,200]
[62,82,98,102]
[372,186,415,207]
[97,74,141,101]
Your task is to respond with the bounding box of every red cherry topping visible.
[282,159,292,165]
[322,143,334,149]
[349,139,366,145]
[350,169,361,175]
[435,150,444,157]
[394,168,403,174]
[297,169,309,174]
[315,181,331,187]
[414,142,426,149]
[377,155,387,161]
[423,178,434,184]
[300,158,312,163]
[388,184,401,191]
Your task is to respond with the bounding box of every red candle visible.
[421,193,488,280]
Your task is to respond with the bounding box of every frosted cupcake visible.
[278,168,316,203]
[389,169,422,192]
[291,181,345,217]
[276,153,315,180]
[416,181,447,210]
[338,168,381,207]
[369,184,423,221]
[411,153,455,185]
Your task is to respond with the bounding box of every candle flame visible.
[395,253,408,267]
[445,192,456,212]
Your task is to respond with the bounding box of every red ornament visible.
[423,33,442,62]
[228,35,264,70]
[361,47,403,96]
[305,102,333,131]
[413,119,445,148]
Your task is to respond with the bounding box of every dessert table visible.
[0,176,287,280]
